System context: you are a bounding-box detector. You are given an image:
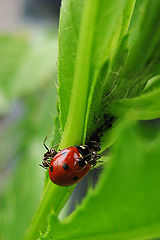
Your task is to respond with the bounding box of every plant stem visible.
[60,0,99,147]
[24,181,75,240]
[25,0,99,239]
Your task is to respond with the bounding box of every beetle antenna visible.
[43,136,49,151]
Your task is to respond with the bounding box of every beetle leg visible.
[39,164,48,170]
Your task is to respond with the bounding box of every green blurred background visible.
[0,1,60,239]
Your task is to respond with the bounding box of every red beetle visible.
[40,141,101,187]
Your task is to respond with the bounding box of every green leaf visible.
[100,88,160,150]
[26,1,133,238]
[109,88,160,120]
[32,1,134,237]
[84,0,136,140]
[25,0,160,239]
[109,0,160,99]
[58,0,133,144]
[42,121,160,240]
[143,75,160,93]
[58,0,84,131]
[59,0,101,146]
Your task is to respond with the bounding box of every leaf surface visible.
[42,121,160,240]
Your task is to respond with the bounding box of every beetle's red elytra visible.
[39,141,101,187]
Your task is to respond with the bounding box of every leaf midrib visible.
[60,0,99,148]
